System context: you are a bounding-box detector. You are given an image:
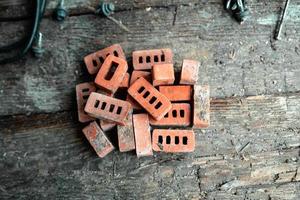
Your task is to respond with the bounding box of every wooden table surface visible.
[0,1,299,199]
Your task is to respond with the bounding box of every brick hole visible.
[139,56,143,63]
[113,51,118,57]
[109,104,115,112]
[180,109,185,117]
[164,113,169,118]
[161,54,165,62]
[101,102,107,110]
[92,59,98,67]
[172,110,177,117]
[116,106,122,115]
[104,61,119,81]
[106,53,110,57]
[138,86,145,94]
[149,96,157,104]
[166,136,171,144]
[158,135,163,144]
[94,100,100,108]
[99,57,104,64]
[146,56,151,63]
[82,88,89,93]
[175,136,179,144]
[155,101,162,109]
[143,91,150,98]
[154,55,159,62]
[183,136,188,145]
[82,95,89,100]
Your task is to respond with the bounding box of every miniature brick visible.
[84,92,132,125]
[126,95,142,110]
[152,64,175,86]
[159,85,192,102]
[100,119,116,132]
[128,77,172,120]
[95,55,128,93]
[180,59,200,85]
[117,113,135,152]
[119,73,130,88]
[132,48,173,70]
[76,82,97,123]
[133,114,153,157]
[84,44,126,75]
[149,103,191,126]
[130,70,152,85]
[193,85,210,129]
[152,129,195,153]
[82,121,114,158]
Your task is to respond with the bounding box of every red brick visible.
[82,121,114,157]
[152,129,195,153]
[180,59,200,85]
[193,85,210,129]
[132,48,173,70]
[128,77,172,120]
[126,95,142,110]
[130,70,152,85]
[84,44,126,75]
[95,55,128,93]
[159,85,192,102]
[117,113,135,152]
[84,92,132,125]
[133,114,153,157]
[96,89,113,97]
[119,73,130,88]
[152,64,175,86]
[76,82,96,123]
[100,120,116,131]
[149,103,191,126]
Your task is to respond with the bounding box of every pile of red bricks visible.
[76,44,210,158]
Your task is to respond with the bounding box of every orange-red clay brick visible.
[152,63,175,86]
[117,113,135,152]
[180,59,200,85]
[193,85,210,128]
[76,82,96,123]
[128,77,172,120]
[120,73,130,88]
[149,103,191,126]
[84,92,132,125]
[130,70,152,85]
[84,44,126,75]
[100,120,116,131]
[95,55,128,93]
[82,121,114,158]
[133,114,153,157]
[159,85,192,102]
[132,48,173,70]
[152,129,195,153]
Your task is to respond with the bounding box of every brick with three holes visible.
[159,85,192,102]
[128,77,172,120]
[117,113,135,152]
[152,129,195,153]
[84,92,132,125]
[193,85,210,129]
[152,63,175,86]
[149,103,191,127]
[76,82,97,123]
[132,48,173,70]
[84,44,126,75]
[180,59,200,85]
[82,121,115,157]
[95,55,128,93]
[133,114,153,157]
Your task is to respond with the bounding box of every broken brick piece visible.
[133,114,153,157]
[82,121,114,157]
[193,85,210,129]
[119,73,130,88]
[76,82,97,123]
[117,113,135,152]
[100,120,117,131]
[128,77,172,120]
[126,95,142,110]
[149,103,191,126]
[132,48,173,70]
[95,55,128,93]
[159,85,192,102]
[152,129,195,153]
[84,92,132,125]
[130,70,152,85]
[84,44,126,75]
[180,59,200,85]
[152,63,175,86]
